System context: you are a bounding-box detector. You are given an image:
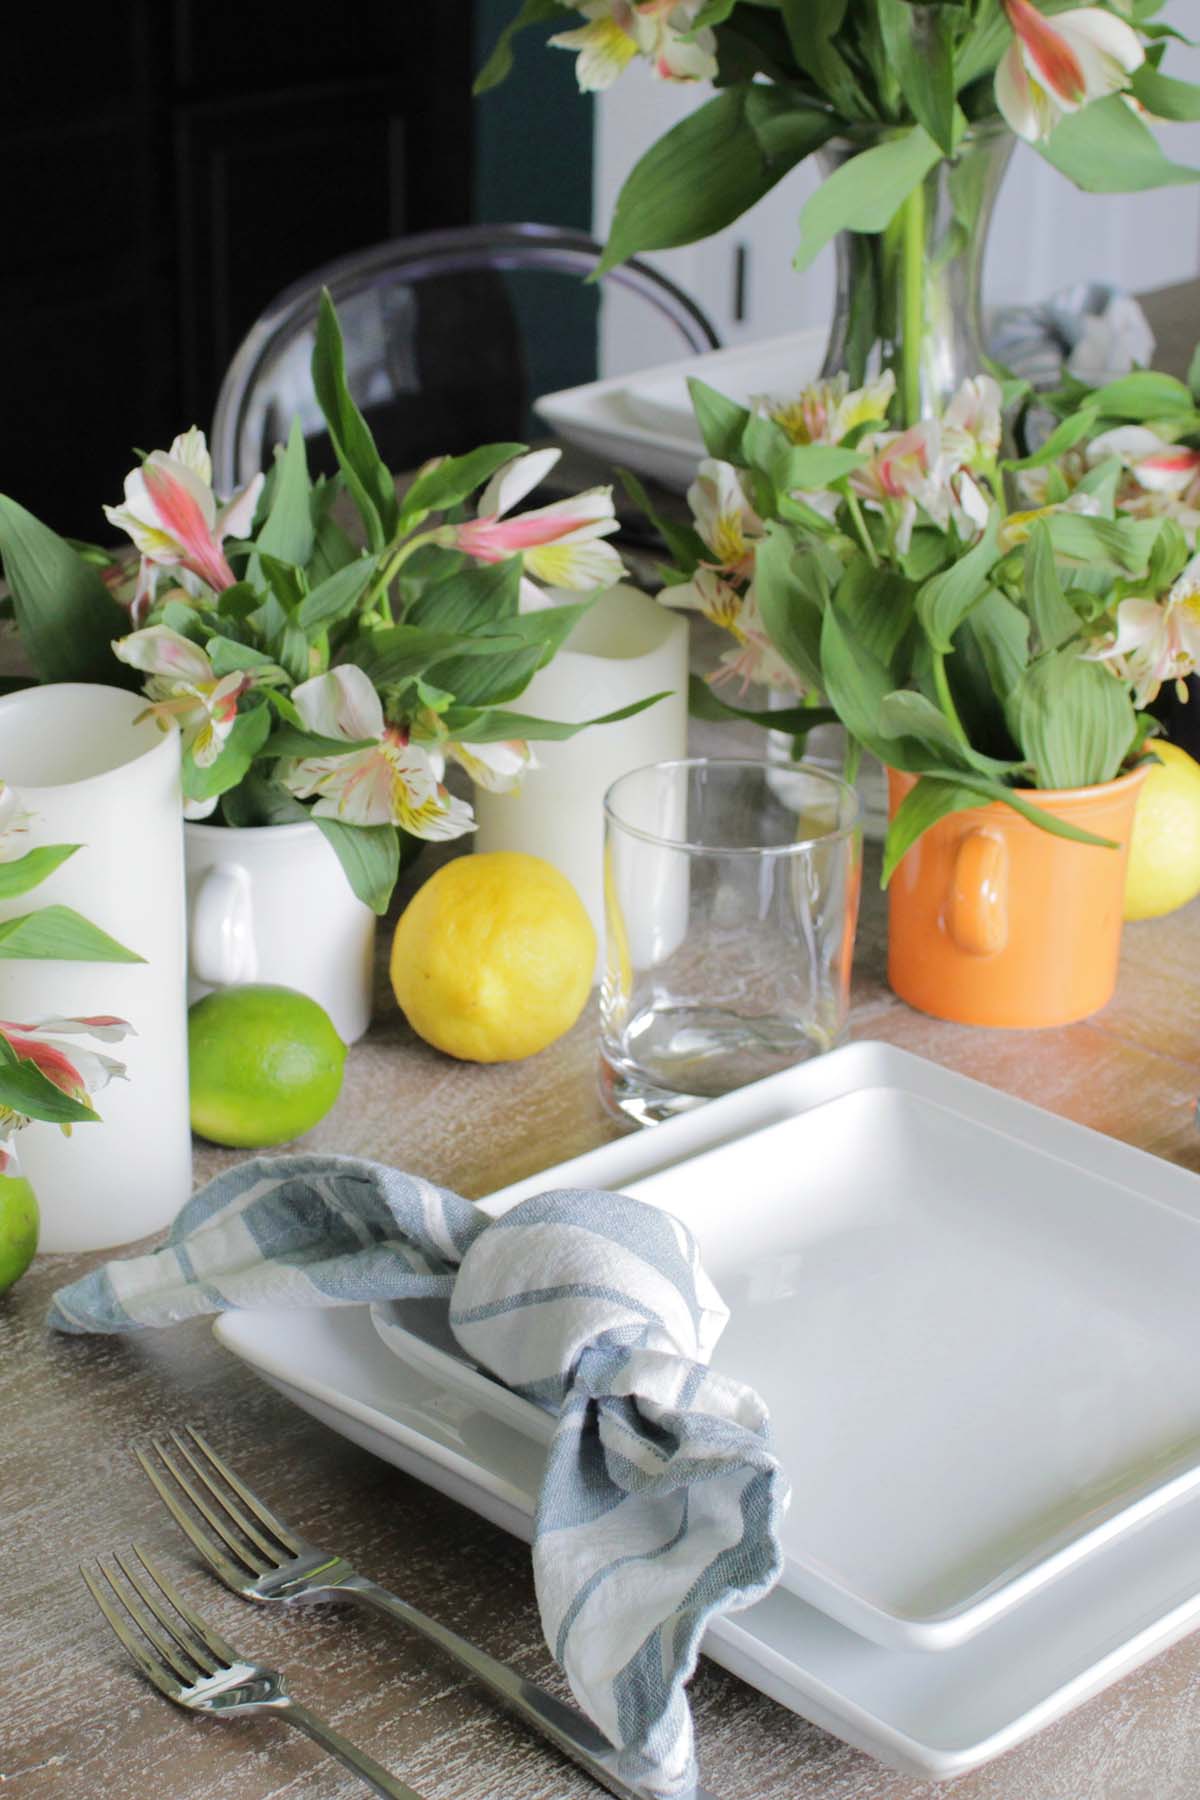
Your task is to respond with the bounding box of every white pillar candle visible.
[0,685,191,1252]
[473,586,689,970]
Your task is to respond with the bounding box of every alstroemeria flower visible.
[851,421,954,552]
[113,626,283,812]
[995,0,1144,143]
[550,0,717,91]
[709,587,805,696]
[1087,426,1200,497]
[943,376,1004,467]
[0,1015,133,1172]
[761,370,895,448]
[104,428,263,598]
[426,736,536,794]
[687,458,764,577]
[452,448,625,609]
[998,489,1105,551]
[1086,554,1200,704]
[0,783,32,863]
[282,667,476,839]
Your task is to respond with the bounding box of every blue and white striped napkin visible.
[49,1155,788,1797]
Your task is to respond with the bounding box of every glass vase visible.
[818,121,1014,428]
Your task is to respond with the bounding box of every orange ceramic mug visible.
[886,765,1147,1028]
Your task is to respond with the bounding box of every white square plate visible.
[370,1042,1200,1652]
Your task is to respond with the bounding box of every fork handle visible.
[339,1575,721,1800]
[279,1698,425,1800]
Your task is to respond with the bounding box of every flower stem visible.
[844,490,879,569]
[362,528,447,624]
[933,650,970,747]
[843,733,862,786]
[898,177,926,430]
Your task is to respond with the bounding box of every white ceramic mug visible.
[184,820,375,1044]
[472,585,690,976]
[0,684,192,1253]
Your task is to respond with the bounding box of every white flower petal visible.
[291,666,385,744]
[112,625,214,686]
[215,471,265,542]
[478,447,562,521]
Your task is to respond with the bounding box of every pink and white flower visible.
[851,421,955,552]
[104,428,264,600]
[1087,425,1200,498]
[451,448,625,609]
[1086,553,1200,705]
[994,0,1144,144]
[943,376,1004,467]
[429,737,535,793]
[687,458,764,576]
[550,0,718,91]
[282,667,477,839]
[0,1015,133,1172]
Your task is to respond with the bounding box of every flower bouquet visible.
[482,1,1200,423]
[0,296,655,916]
[634,357,1197,1023]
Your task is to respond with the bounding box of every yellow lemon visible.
[1124,742,1200,921]
[188,985,346,1148]
[391,853,595,1063]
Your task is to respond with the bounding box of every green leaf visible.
[835,557,916,673]
[0,1054,98,1126]
[217,581,261,621]
[1025,524,1081,653]
[882,775,982,886]
[311,291,399,551]
[206,636,281,678]
[1007,645,1137,790]
[741,412,864,491]
[921,768,1118,850]
[181,706,272,803]
[427,603,594,708]
[0,904,143,962]
[916,513,1002,653]
[1128,65,1200,121]
[877,689,1019,778]
[351,625,517,689]
[1043,511,1160,573]
[1188,343,1200,403]
[1087,369,1195,419]
[794,126,943,274]
[820,604,927,770]
[754,525,828,692]
[405,556,522,634]
[688,378,752,460]
[260,725,378,759]
[687,675,838,737]
[779,0,866,116]
[440,693,671,744]
[1038,94,1200,193]
[598,85,836,274]
[295,556,380,640]
[474,0,570,91]
[0,844,79,900]
[877,0,958,156]
[311,818,399,915]
[397,443,527,529]
[1004,405,1100,472]
[255,420,314,566]
[258,552,306,615]
[618,467,707,574]
[0,497,135,685]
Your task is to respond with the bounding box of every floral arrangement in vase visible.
[642,362,1198,868]
[481,1,1200,423]
[0,784,137,1171]
[0,297,654,915]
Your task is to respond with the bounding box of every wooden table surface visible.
[4,812,1200,1799]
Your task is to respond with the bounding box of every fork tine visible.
[81,1562,182,1703]
[102,1553,209,1686]
[133,1445,257,1589]
[183,1426,302,1555]
[130,1544,243,1670]
[171,1428,294,1562]
[113,1548,218,1680]
[150,1439,272,1575]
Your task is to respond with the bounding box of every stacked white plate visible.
[217,1041,1200,1779]
[534,329,829,492]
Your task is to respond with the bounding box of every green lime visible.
[0,1174,39,1295]
[188,985,346,1149]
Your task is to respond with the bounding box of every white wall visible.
[593,2,1200,374]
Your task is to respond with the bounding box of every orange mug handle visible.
[949,830,1008,956]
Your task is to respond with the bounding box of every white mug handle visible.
[190,862,258,986]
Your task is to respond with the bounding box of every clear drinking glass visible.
[600,758,862,1126]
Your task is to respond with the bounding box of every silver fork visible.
[81,1545,422,1799]
[137,1428,721,1800]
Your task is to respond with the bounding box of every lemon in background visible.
[391,852,595,1063]
[1124,742,1200,921]
[0,1174,38,1295]
[189,985,346,1147]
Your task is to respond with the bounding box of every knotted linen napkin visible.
[49,1154,788,1797]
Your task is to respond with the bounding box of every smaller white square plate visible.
[371,1042,1200,1652]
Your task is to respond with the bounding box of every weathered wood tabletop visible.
[5,279,1200,1795]
[3,816,1200,1799]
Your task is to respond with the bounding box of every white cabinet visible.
[593,6,1200,376]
